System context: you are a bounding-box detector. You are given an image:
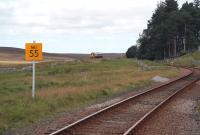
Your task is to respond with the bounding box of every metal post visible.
[183,24,186,52]
[32,61,35,99]
[32,40,36,100]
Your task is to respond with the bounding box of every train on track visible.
[90,52,103,59]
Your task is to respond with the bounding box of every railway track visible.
[49,68,199,135]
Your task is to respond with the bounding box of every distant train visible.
[90,52,103,59]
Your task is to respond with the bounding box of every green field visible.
[0,59,179,134]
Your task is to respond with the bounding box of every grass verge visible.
[168,51,200,68]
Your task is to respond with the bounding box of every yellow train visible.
[90,52,103,59]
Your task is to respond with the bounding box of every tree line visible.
[126,0,200,60]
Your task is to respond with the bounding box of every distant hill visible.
[0,47,125,61]
[0,47,24,54]
[0,47,25,61]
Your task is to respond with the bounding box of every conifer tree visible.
[127,0,200,60]
[194,0,200,8]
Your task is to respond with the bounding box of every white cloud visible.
[0,0,194,53]
[0,0,160,36]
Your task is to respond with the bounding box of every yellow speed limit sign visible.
[25,43,43,61]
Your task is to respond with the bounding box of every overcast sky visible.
[0,0,193,53]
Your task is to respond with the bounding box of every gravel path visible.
[134,75,200,135]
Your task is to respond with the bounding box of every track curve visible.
[49,68,199,135]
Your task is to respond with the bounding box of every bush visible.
[126,46,138,58]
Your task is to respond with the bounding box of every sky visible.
[0,0,193,53]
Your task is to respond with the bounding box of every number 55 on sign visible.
[25,43,43,61]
